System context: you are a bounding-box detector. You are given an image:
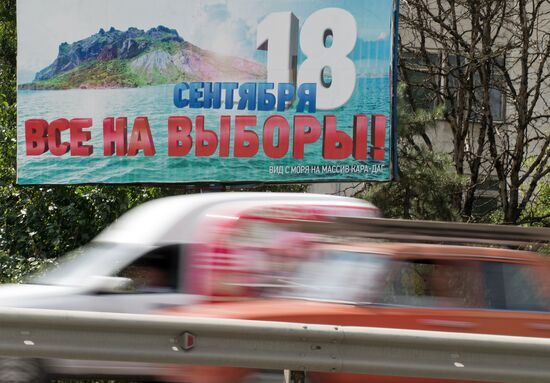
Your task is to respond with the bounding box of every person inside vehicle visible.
[121,257,173,292]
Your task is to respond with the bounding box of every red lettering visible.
[322,115,352,160]
[70,118,93,156]
[293,116,321,159]
[371,114,386,161]
[25,119,48,156]
[168,116,192,156]
[103,117,128,156]
[263,115,289,159]
[353,115,368,160]
[128,117,155,156]
[48,118,70,156]
[234,116,258,158]
[219,116,230,157]
[195,116,218,157]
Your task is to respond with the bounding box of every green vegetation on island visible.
[20,26,265,90]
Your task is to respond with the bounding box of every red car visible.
[159,242,550,383]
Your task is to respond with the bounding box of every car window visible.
[377,260,483,308]
[483,262,549,312]
[117,245,181,293]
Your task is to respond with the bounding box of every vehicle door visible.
[86,244,200,313]
[346,257,550,338]
[475,260,550,337]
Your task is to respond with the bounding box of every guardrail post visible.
[284,369,306,383]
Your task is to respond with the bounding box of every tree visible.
[364,85,465,221]
[399,0,550,225]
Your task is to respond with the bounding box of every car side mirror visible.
[86,276,134,294]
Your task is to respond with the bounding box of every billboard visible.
[17,0,398,184]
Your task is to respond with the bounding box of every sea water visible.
[17,77,391,184]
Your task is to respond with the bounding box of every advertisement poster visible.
[17,0,398,184]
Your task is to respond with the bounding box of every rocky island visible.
[20,26,266,90]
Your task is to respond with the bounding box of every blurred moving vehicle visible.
[0,192,378,382]
[159,242,550,383]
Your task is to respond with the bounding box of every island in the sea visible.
[20,26,266,90]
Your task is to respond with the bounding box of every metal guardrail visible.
[290,217,550,247]
[1,307,550,382]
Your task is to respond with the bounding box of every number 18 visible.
[257,8,357,110]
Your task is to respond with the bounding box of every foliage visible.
[399,0,550,224]
[365,85,465,221]
[0,251,55,283]
[520,180,550,227]
[22,59,147,89]
[22,40,193,89]
[0,184,186,283]
[368,150,465,221]
[517,156,550,227]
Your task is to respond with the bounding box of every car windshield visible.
[281,249,387,303]
[30,242,151,287]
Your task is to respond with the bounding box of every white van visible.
[0,192,378,382]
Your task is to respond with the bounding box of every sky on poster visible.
[18,0,393,81]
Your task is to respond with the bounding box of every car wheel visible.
[0,358,47,383]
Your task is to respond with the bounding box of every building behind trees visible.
[315,0,549,226]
